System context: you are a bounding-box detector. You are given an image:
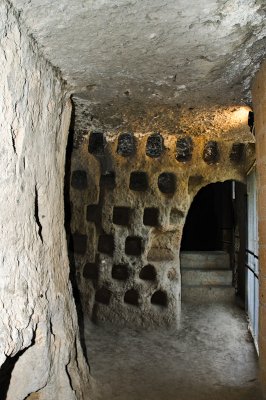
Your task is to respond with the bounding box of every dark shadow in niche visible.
[125,236,142,256]
[112,264,130,280]
[176,137,193,162]
[203,141,220,164]
[71,170,88,190]
[124,289,139,306]
[129,171,148,191]
[146,133,164,158]
[139,264,157,281]
[83,262,99,281]
[88,131,105,155]
[230,143,245,163]
[151,290,168,307]
[64,98,89,365]
[117,132,135,157]
[158,173,176,194]
[113,206,131,226]
[98,234,115,255]
[143,207,159,226]
[95,287,112,305]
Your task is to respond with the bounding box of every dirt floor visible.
[84,302,262,400]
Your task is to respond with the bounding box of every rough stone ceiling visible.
[11,0,266,109]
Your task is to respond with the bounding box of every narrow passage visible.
[84,303,262,400]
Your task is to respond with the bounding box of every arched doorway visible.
[180,180,247,304]
[181,181,234,252]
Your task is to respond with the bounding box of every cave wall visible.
[0,1,91,399]
[70,128,255,328]
[252,60,266,396]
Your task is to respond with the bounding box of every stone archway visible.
[180,180,243,304]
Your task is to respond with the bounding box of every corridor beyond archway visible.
[180,181,248,305]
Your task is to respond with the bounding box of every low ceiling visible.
[11,0,266,109]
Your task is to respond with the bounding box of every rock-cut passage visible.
[85,303,262,400]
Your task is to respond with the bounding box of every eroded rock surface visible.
[0,1,91,398]
[70,127,255,328]
[9,0,266,107]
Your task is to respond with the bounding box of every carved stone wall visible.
[70,130,255,328]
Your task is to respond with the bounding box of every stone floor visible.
[84,302,262,400]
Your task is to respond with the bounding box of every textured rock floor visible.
[84,302,262,400]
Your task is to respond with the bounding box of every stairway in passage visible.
[180,251,235,303]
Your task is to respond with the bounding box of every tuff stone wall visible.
[10,0,266,108]
[0,1,91,399]
[70,129,255,328]
[253,61,266,397]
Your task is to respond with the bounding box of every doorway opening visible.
[180,178,259,349]
[181,181,236,304]
[181,181,234,252]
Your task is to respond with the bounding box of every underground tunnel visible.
[1,0,266,399]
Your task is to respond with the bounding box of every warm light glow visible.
[231,106,251,124]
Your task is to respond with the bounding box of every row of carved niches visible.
[87,131,247,164]
[91,286,168,308]
[83,269,168,309]
[71,205,183,256]
[112,206,160,227]
[86,206,182,231]
[70,233,144,257]
[71,169,178,195]
[96,235,143,256]
[84,262,158,282]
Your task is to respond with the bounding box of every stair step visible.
[182,269,232,286]
[182,286,235,303]
[180,251,230,270]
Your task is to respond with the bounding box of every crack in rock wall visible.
[69,127,255,328]
[0,1,92,398]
